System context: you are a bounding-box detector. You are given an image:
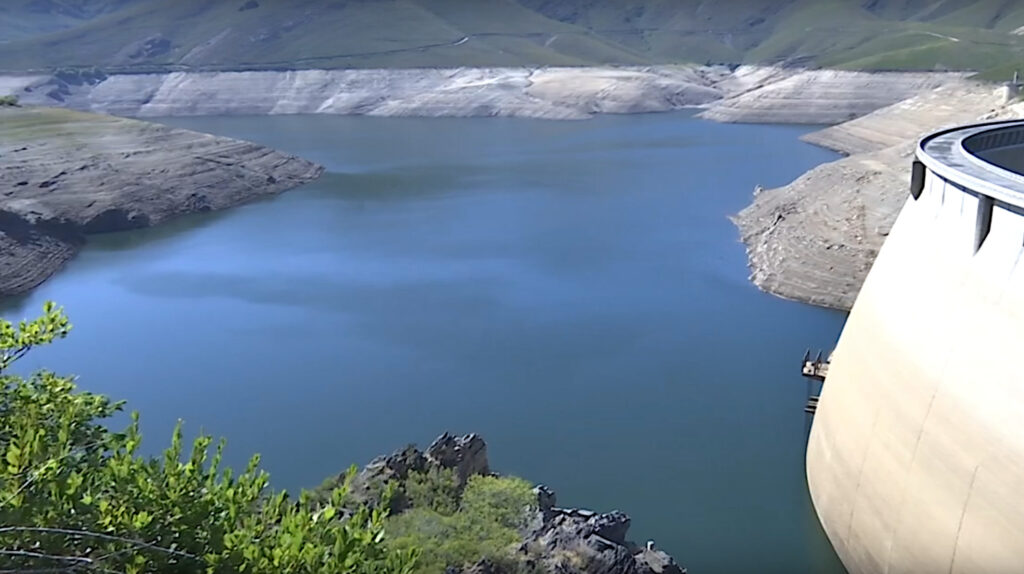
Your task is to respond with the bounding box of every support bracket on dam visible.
[801,350,830,381]
[800,350,831,415]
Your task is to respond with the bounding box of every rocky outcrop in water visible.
[334,433,686,574]
[343,433,490,512]
[516,496,685,574]
[0,106,323,297]
[424,432,491,485]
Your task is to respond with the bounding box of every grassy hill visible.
[2,0,1024,75]
[0,0,650,71]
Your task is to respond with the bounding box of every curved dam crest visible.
[808,120,1024,573]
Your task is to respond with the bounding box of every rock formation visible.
[340,433,686,574]
[343,432,490,511]
[424,432,491,486]
[516,499,685,574]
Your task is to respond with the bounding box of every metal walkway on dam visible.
[806,119,1024,574]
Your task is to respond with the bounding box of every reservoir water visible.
[1,111,847,573]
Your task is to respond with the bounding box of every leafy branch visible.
[0,303,419,574]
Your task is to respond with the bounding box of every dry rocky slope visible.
[4,67,726,120]
[0,106,323,297]
[0,65,970,123]
[735,81,1024,310]
[697,68,968,124]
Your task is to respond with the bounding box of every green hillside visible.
[0,0,649,71]
[519,0,1024,71]
[2,0,1024,75]
[0,0,135,41]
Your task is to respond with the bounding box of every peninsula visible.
[0,106,323,296]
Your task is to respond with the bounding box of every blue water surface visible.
[1,111,846,573]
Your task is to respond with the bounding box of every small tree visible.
[0,302,418,573]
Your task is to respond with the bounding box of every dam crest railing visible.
[914,119,1024,253]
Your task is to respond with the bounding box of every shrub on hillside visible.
[386,474,537,573]
[405,467,460,515]
[0,95,19,106]
[460,475,536,530]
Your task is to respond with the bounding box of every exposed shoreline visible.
[2,65,967,123]
[0,65,1000,308]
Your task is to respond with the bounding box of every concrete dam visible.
[806,119,1024,573]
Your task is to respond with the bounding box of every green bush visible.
[0,302,418,574]
[0,95,18,106]
[405,467,460,515]
[385,474,537,573]
[387,508,521,574]
[461,475,536,530]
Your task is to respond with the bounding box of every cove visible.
[0,111,846,573]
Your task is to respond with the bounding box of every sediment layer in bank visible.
[697,68,968,125]
[1,65,971,124]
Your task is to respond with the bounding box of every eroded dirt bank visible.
[0,106,323,297]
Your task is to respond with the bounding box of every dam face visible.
[806,120,1024,574]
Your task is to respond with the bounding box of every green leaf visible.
[133,510,153,529]
[4,445,20,468]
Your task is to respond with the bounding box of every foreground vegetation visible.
[0,303,538,573]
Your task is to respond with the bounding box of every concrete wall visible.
[806,141,1024,573]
